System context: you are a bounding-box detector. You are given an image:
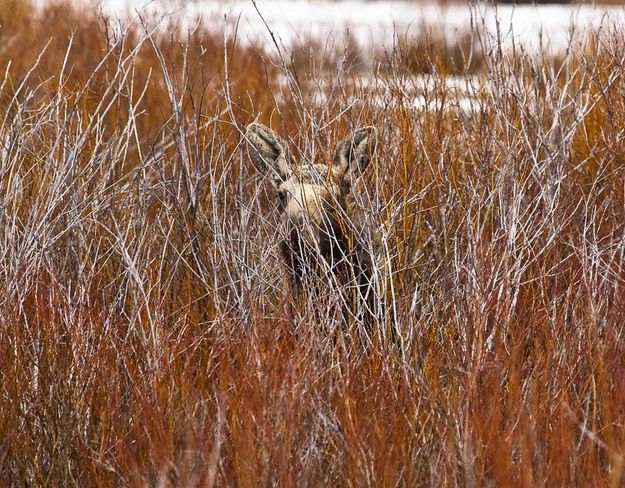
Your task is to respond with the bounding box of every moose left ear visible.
[333,126,377,178]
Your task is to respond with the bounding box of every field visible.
[2,0,625,486]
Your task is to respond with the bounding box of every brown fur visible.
[245,122,378,326]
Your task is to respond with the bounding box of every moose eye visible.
[277,190,287,203]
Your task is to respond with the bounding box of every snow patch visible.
[38,0,625,53]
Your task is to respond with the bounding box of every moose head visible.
[245,122,377,294]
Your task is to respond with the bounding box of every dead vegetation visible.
[1,1,625,486]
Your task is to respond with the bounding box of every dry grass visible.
[1,1,625,486]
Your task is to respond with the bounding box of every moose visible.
[245,122,380,333]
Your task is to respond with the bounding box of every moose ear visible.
[333,126,377,178]
[245,122,293,184]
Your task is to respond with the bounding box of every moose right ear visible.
[333,126,377,179]
[245,123,292,185]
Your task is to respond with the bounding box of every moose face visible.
[245,122,377,289]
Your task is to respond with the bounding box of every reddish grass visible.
[1,1,625,486]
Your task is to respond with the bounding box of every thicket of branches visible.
[1,1,625,486]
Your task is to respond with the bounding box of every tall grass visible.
[1,1,625,486]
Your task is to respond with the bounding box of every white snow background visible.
[38,0,625,55]
[32,0,625,112]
